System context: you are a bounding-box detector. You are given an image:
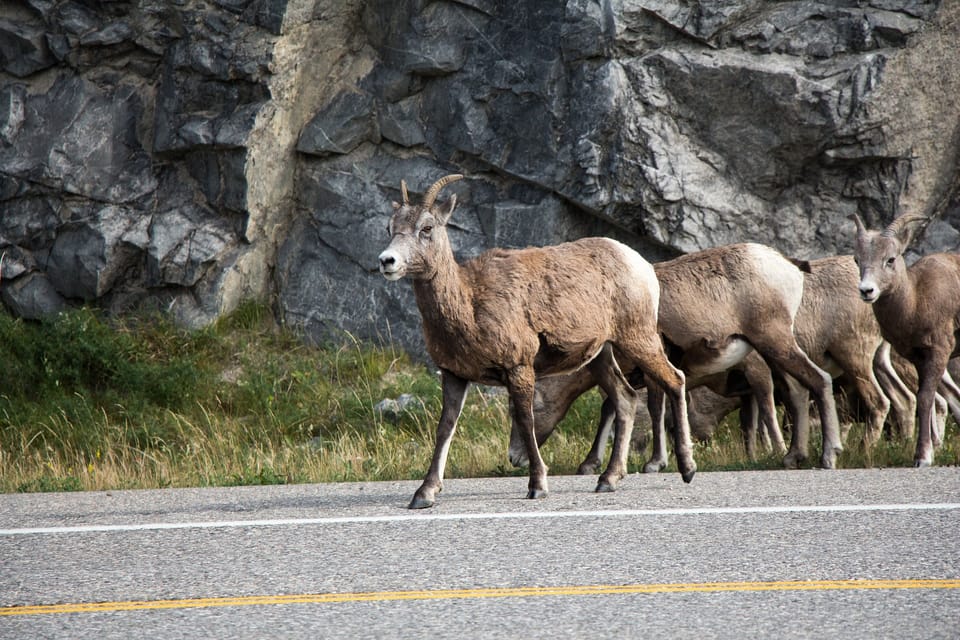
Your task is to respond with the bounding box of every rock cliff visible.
[1,0,958,357]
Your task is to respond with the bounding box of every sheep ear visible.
[391,201,401,211]
[437,194,457,225]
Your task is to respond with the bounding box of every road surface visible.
[1,468,958,638]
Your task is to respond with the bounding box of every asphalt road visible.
[1,468,958,639]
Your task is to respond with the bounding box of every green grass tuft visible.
[0,304,956,493]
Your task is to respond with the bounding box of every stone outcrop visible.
[1,0,958,359]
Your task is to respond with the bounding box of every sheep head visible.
[850,212,926,303]
[378,174,464,281]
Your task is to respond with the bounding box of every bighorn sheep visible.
[508,243,844,472]
[645,255,898,466]
[378,174,695,508]
[775,255,896,463]
[851,212,960,466]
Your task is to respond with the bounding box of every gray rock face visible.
[1,0,958,362]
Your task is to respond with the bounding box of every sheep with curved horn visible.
[378,174,695,508]
[850,211,960,466]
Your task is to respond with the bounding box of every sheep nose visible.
[379,253,395,268]
[859,285,875,300]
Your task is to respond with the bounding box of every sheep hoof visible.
[913,458,932,468]
[594,481,616,493]
[681,468,696,484]
[576,461,600,475]
[642,460,666,474]
[408,493,435,509]
[526,489,548,500]
[782,452,806,469]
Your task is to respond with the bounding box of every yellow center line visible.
[3,579,959,617]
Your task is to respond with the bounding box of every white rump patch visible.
[744,243,804,318]
[606,238,660,316]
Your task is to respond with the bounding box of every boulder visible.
[0,272,67,320]
[0,0,957,365]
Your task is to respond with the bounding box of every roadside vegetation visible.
[0,303,956,493]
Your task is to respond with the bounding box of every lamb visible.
[850,212,960,466]
[507,243,844,472]
[377,174,695,509]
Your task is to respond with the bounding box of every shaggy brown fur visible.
[378,175,694,508]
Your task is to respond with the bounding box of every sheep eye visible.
[420,225,433,238]
[885,256,896,268]
[852,256,859,266]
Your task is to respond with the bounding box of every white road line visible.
[2,502,959,536]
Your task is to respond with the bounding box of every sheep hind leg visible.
[636,346,696,483]
[781,375,811,469]
[589,346,639,493]
[577,396,614,475]
[936,368,960,445]
[744,367,786,456]
[737,395,758,460]
[848,368,890,451]
[874,342,916,440]
[754,335,841,469]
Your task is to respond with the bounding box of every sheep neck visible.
[872,269,919,346]
[411,248,476,348]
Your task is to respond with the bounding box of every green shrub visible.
[1,303,956,494]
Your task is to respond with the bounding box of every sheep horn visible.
[882,212,927,240]
[422,174,464,210]
[848,213,867,236]
[400,179,410,205]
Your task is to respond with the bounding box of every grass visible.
[0,303,956,493]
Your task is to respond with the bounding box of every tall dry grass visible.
[0,303,956,493]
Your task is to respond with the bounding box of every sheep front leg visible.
[914,352,949,467]
[409,371,468,509]
[874,342,916,440]
[507,366,549,499]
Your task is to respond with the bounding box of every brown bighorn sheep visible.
[648,255,898,466]
[777,255,895,463]
[851,212,960,466]
[507,243,844,471]
[378,174,695,508]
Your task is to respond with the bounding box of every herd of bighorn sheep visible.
[378,174,960,509]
